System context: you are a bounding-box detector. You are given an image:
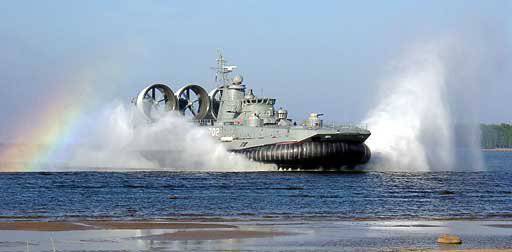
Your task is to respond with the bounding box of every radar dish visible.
[135,84,177,120]
[176,84,210,119]
[232,75,243,85]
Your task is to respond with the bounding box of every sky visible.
[0,0,511,142]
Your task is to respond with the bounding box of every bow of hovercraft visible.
[227,123,372,170]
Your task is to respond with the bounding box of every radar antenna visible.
[212,50,237,87]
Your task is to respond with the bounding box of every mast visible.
[212,51,245,124]
[214,50,237,87]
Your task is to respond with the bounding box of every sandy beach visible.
[1,219,511,251]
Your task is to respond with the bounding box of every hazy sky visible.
[0,0,511,141]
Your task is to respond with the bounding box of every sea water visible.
[0,151,510,221]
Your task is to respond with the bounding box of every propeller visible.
[176,84,210,120]
[135,84,177,119]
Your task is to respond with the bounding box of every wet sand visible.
[138,229,290,241]
[0,220,511,251]
[0,221,236,231]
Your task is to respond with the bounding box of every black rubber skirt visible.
[234,141,371,169]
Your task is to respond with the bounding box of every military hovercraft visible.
[133,54,371,170]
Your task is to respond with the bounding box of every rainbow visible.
[0,95,84,171]
[0,62,127,172]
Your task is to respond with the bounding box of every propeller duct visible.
[176,84,211,120]
[208,87,222,119]
[135,84,178,119]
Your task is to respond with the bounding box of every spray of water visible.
[363,39,484,171]
[68,103,271,171]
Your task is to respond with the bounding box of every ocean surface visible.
[0,152,511,221]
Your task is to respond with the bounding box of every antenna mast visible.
[213,50,237,87]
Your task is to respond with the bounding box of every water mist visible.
[363,39,484,171]
[69,103,270,171]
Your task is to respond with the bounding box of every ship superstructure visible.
[134,53,371,170]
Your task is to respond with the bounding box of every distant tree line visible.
[481,123,512,149]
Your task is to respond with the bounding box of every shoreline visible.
[2,215,512,223]
[3,218,512,231]
[1,219,512,251]
[0,221,238,231]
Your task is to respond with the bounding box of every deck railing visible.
[190,118,368,129]
[322,121,368,130]
[193,119,215,126]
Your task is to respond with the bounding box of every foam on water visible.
[363,39,484,171]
